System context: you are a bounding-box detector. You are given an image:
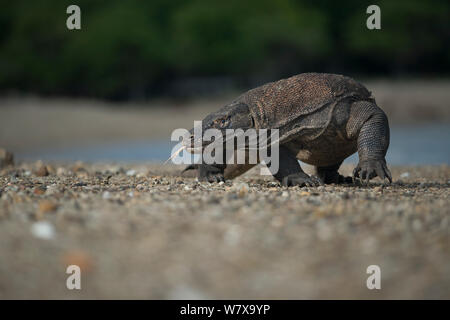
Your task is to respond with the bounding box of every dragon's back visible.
[238,73,372,136]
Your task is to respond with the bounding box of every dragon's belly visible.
[285,129,358,167]
[295,143,357,166]
[282,100,357,166]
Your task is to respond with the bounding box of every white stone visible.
[102,191,111,199]
[400,172,410,178]
[31,222,55,240]
[126,169,136,176]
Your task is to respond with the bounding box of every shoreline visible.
[1,80,450,154]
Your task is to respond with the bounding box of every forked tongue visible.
[164,145,186,164]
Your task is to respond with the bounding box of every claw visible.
[354,159,392,185]
[205,174,224,183]
[374,162,385,181]
[383,163,392,183]
[281,173,318,187]
[311,175,324,186]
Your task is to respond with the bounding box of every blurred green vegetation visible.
[0,0,448,100]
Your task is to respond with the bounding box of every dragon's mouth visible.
[180,125,230,153]
[165,129,226,164]
[166,128,278,164]
[164,136,221,164]
[183,136,223,154]
[182,128,276,153]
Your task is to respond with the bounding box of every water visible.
[19,125,449,165]
[344,124,450,165]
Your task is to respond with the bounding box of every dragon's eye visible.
[216,118,228,127]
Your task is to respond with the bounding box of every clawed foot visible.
[182,164,225,183]
[200,173,225,183]
[282,173,324,187]
[353,159,392,184]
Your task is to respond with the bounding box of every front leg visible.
[183,164,226,182]
[273,146,322,187]
[353,106,392,184]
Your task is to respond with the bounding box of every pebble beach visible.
[0,162,448,299]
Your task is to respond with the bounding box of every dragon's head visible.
[183,101,254,153]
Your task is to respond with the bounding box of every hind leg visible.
[314,161,352,184]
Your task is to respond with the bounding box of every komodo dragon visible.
[182,73,391,187]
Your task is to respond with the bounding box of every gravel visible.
[0,162,448,299]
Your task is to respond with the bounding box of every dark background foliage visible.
[0,0,448,100]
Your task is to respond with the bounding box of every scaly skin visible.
[183,73,392,187]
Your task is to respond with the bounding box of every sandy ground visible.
[0,162,448,299]
[1,80,450,154]
[0,79,449,299]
